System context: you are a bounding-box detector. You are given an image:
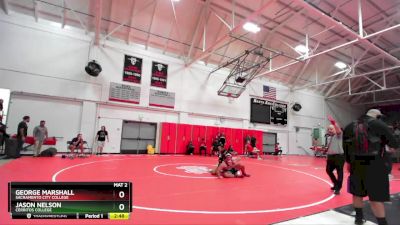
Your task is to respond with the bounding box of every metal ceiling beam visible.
[205,13,229,65]
[186,0,210,62]
[0,0,10,15]
[33,0,38,22]
[327,81,400,100]
[254,38,358,79]
[363,76,383,89]
[364,0,398,47]
[322,0,396,52]
[323,45,355,96]
[64,1,88,34]
[209,0,349,66]
[295,65,400,90]
[323,69,351,97]
[145,1,158,50]
[348,61,400,103]
[263,7,308,48]
[211,8,232,31]
[289,41,321,87]
[351,6,398,68]
[326,73,389,99]
[102,0,155,43]
[296,0,400,65]
[170,0,185,57]
[253,1,400,83]
[125,0,136,44]
[61,0,66,28]
[94,0,103,46]
[162,21,174,54]
[231,0,236,28]
[356,97,400,106]
[186,0,276,67]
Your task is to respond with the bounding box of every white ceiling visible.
[2,0,400,106]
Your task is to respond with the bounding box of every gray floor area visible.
[274,193,400,225]
[273,210,377,225]
[0,158,13,166]
[334,193,400,225]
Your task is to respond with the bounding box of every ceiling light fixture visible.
[294,45,308,54]
[334,61,347,69]
[243,22,261,33]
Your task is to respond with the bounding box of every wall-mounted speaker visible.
[292,103,302,112]
[85,60,102,77]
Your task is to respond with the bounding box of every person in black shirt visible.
[16,116,30,158]
[0,115,8,150]
[250,135,257,148]
[69,133,85,156]
[186,141,195,155]
[95,126,108,155]
[211,139,219,156]
[218,132,226,147]
[343,109,399,225]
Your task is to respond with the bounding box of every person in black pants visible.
[344,109,399,225]
[218,133,226,147]
[211,139,219,156]
[325,115,345,195]
[250,135,256,148]
[186,141,194,155]
[16,116,30,158]
[199,138,207,156]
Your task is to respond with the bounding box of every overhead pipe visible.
[253,1,400,81]
[295,0,400,65]
[254,39,358,79]
[295,65,400,90]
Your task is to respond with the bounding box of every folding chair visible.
[67,141,91,159]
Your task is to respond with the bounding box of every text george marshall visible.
[15,189,75,200]
[15,190,75,196]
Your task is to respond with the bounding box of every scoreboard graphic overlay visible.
[9,182,132,220]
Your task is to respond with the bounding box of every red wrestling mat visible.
[1,155,399,225]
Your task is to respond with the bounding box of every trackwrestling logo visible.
[176,166,210,174]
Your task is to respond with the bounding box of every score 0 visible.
[113,182,130,212]
[114,182,128,200]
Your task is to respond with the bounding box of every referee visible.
[325,116,345,195]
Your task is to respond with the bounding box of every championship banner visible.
[149,89,175,109]
[151,61,168,88]
[109,82,141,104]
[123,55,142,84]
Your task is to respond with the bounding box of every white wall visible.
[0,12,365,154]
[7,94,82,152]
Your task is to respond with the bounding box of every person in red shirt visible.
[245,140,262,159]
[212,145,250,178]
[274,143,283,155]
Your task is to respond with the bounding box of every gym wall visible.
[0,12,365,154]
